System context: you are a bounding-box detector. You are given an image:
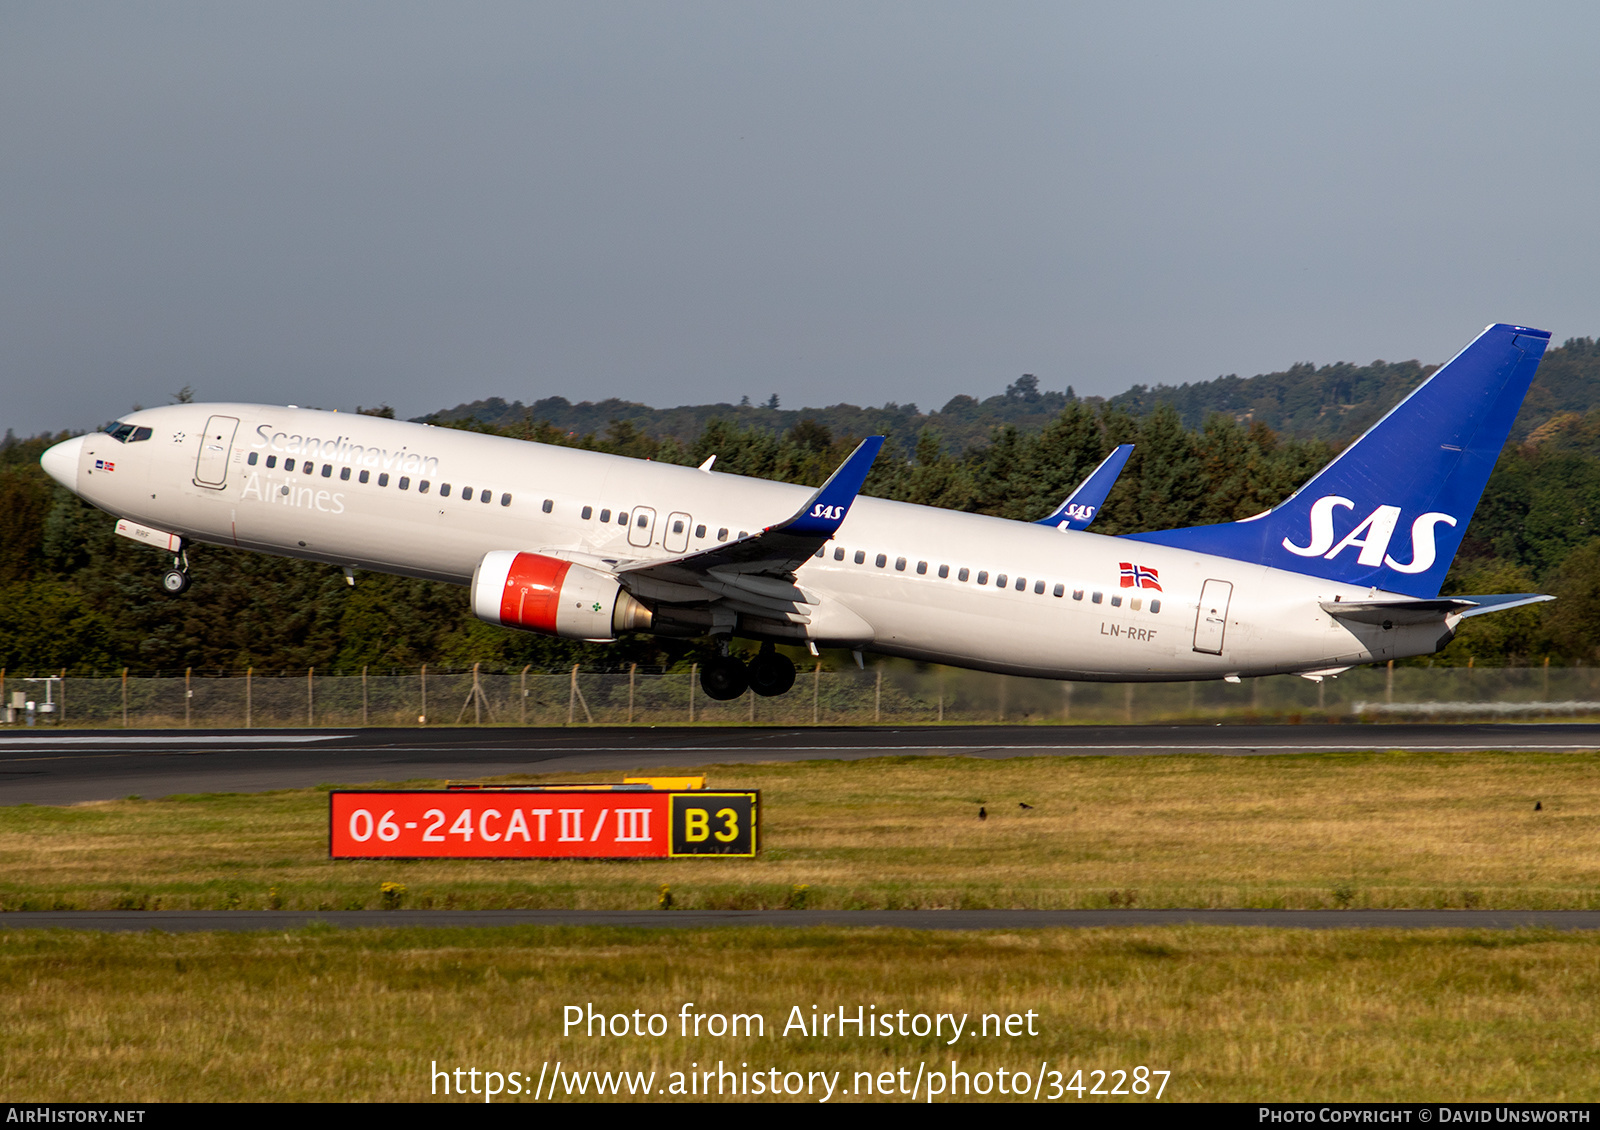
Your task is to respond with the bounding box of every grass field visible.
[4,924,1600,1102]
[2,751,1598,911]
[7,749,1600,1103]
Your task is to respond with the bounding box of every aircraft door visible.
[1192,579,1233,655]
[194,415,240,488]
[664,511,691,553]
[627,506,657,548]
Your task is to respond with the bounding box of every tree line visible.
[5,392,1600,675]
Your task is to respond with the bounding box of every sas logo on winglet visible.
[1282,496,1456,574]
[809,504,846,520]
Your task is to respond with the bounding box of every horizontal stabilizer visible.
[1321,598,1480,626]
[1321,592,1551,626]
[1453,593,1553,619]
[1035,444,1133,531]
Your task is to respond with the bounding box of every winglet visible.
[1035,444,1133,531]
[771,436,886,539]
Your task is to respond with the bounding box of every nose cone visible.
[40,435,86,491]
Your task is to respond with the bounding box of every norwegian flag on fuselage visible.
[1118,562,1162,591]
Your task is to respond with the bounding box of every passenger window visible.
[480,490,491,503]
[283,459,295,472]
[1150,599,1161,613]
[1091,591,1102,604]
[916,561,927,575]
[1111,594,1122,607]
[419,481,431,494]
[672,520,684,534]
[581,505,593,520]
[1072,589,1083,600]
[1034,580,1045,594]
[377,473,388,486]
[600,509,611,523]
[695,524,706,538]
[542,499,553,513]
[462,488,474,503]
[717,528,728,541]
[958,568,969,582]
[398,476,410,490]
[304,462,314,475]
[359,470,370,484]
[834,548,845,561]
[1131,597,1142,610]
[440,484,451,497]
[936,564,947,578]
[247,452,259,466]
[618,512,628,525]
[636,514,648,528]
[895,557,907,571]
[854,551,866,564]
[977,571,988,585]
[266,455,277,469]
[814,547,824,557]
[322,464,333,478]
[1053,584,1064,597]
[996,574,1008,588]
[875,554,887,568]
[501,493,512,506]
[340,467,351,481]
[1015,577,1026,591]
[738,531,748,538]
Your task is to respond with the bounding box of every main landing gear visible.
[699,644,798,701]
[160,551,191,595]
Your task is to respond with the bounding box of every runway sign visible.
[329,789,759,859]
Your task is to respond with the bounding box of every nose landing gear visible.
[161,551,192,595]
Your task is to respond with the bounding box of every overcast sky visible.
[5,2,1598,435]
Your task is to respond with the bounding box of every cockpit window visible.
[102,423,153,444]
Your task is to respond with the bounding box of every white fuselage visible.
[56,404,1449,681]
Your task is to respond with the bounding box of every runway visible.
[3,723,1599,805]
[4,909,1599,932]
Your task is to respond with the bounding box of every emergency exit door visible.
[194,415,239,488]
[1192,579,1233,655]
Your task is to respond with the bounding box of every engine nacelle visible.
[471,550,652,641]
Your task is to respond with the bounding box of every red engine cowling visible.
[471,550,652,640]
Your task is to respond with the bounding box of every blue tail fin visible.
[1122,323,1550,598]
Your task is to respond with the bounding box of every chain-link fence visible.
[4,661,1600,728]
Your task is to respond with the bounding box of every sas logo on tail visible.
[809,504,846,520]
[1282,497,1456,574]
[1119,562,1162,590]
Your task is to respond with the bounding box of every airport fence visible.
[4,661,1600,728]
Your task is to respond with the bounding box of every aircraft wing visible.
[1034,444,1133,531]
[612,438,885,627]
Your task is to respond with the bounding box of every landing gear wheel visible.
[161,569,191,595]
[700,655,749,700]
[748,651,796,697]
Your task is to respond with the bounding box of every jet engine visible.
[471,550,652,641]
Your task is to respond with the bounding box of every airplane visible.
[40,322,1553,701]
